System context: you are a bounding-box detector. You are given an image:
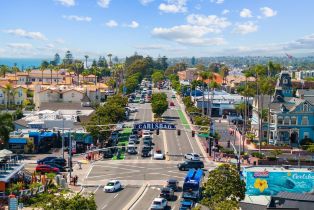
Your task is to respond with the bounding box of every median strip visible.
[177,109,190,129]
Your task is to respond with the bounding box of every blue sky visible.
[0,0,314,59]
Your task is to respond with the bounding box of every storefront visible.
[243,166,314,196]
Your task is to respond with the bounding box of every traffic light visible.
[177,129,181,136]
[192,130,195,137]
[156,129,159,135]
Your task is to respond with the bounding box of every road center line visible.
[114,194,119,199]
[94,185,101,194]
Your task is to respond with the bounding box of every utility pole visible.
[68,131,72,178]
[62,117,65,159]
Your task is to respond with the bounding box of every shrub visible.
[251,152,265,159]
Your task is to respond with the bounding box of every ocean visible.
[0,58,46,70]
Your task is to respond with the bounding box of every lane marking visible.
[114,194,119,199]
[85,165,94,179]
[94,185,101,194]
[101,204,108,209]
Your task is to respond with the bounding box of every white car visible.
[153,150,164,160]
[128,141,135,147]
[184,153,200,161]
[140,98,145,104]
[150,198,167,210]
[142,130,151,138]
[126,107,138,113]
[103,180,122,192]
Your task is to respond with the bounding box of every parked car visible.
[150,198,168,210]
[184,153,200,161]
[159,187,175,200]
[37,156,58,164]
[43,162,66,172]
[170,101,175,106]
[177,160,204,171]
[36,164,59,173]
[103,180,122,192]
[48,158,67,167]
[153,150,164,160]
[142,130,151,138]
[140,98,145,104]
[143,139,154,147]
[166,179,179,191]
[102,149,113,158]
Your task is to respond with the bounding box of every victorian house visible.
[268,72,314,145]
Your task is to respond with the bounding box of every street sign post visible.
[134,122,176,130]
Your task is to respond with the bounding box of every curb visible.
[123,184,148,210]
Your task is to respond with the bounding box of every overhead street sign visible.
[134,122,176,130]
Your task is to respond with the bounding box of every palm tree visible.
[220,65,229,84]
[3,84,16,109]
[75,62,83,86]
[25,68,32,86]
[53,66,60,85]
[40,65,45,85]
[12,65,19,81]
[0,112,14,147]
[107,53,113,68]
[48,64,54,84]
[199,71,210,116]
[0,65,9,78]
[82,70,89,84]
[85,55,89,68]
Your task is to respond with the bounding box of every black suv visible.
[141,146,152,157]
[177,160,204,171]
[166,179,179,191]
[160,187,175,200]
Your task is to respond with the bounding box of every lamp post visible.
[62,117,65,159]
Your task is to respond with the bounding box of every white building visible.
[295,70,314,80]
[192,90,252,117]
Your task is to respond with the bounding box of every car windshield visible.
[194,154,199,157]
[153,201,161,205]
[183,183,198,191]
[161,188,170,193]
[156,150,162,154]
[107,182,115,186]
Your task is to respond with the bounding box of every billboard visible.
[245,170,314,195]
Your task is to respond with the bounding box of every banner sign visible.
[245,171,314,195]
[134,122,176,130]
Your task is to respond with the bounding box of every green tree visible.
[202,164,245,209]
[40,64,45,84]
[151,71,164,84]
[48,64,54,84]
[151,93,168,117]
[0,113,14,147]
[0,65,9,77]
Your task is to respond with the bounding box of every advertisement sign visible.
[245,171,314,195]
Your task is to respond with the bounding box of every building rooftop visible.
[243,166,314,173]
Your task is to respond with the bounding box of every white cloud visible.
[139,0,154,5]
[127,21,139,28]
[4,28,47,41]
[211,0,224,4]
[186,14,231,29]
[233,22,258,34]
[106,20,118,27]
[62,15,92,22]
[152,25,225,46]
[240,8,253,18]
[97,0,111,8]
[222,9,229,15]
[56,0,75,7]
[159,0,187,13]
[7,43,33,49]
[55,38,65,44]
[260,7,277,17]
[136,44,168,50]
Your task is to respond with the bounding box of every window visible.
[302,116,309,125]
[304,132,309,139]
[303,103,309,112]
[263,131,267,138]
[284,117,290,125]
[277,116,283,124]
[291,117,297,125]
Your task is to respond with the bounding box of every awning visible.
[9,138,27,144]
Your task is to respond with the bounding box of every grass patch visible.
[177,110,190,129]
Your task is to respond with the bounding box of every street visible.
[78,88,216,210]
